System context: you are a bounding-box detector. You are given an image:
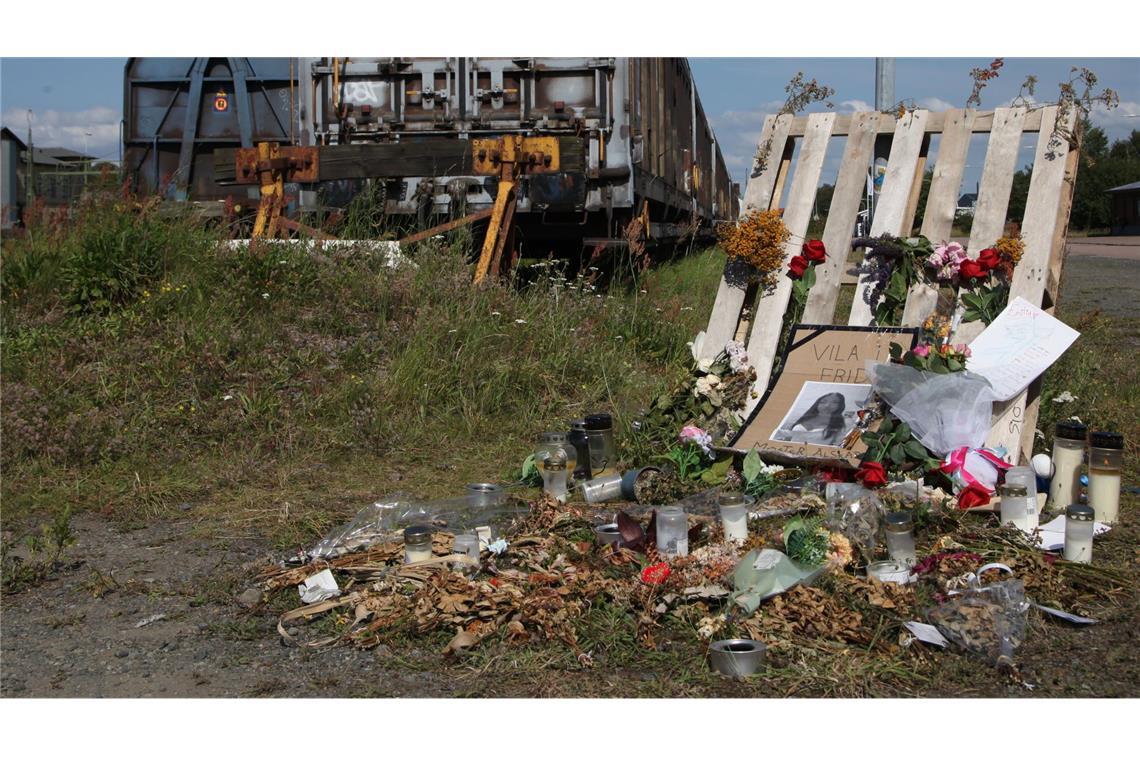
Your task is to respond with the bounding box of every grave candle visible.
[884,510,916,565]
[655,505,689,557]
[1087,431,1124,524]
[1004,466,1039,531]
[541,456,569,503]
[1049,420,1087,510]
[999,483,1030,532]
[1063,503,1095,564]
[717,492,753,543]
[403,525,433,564]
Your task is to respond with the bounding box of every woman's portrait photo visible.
[769,382,871,448]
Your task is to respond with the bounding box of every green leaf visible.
[889,442,906,465]
[930,362,950,374]
[889,342,903,360]
[947,357,963,371]
[802,265,817,290]
[742,448,763,483]
[904,440,930,459]
[878,416,894,435]
[894,421,911,439]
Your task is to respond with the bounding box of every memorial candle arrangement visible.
[1087,431,1124,524]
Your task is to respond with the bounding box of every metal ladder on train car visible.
[700,106,1080,465]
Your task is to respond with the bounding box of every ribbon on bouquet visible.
[942,446,1011,509]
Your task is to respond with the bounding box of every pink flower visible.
[954,344,971,357]
[912,344,931,358]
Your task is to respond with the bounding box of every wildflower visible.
[491,311,501,317]
[514,319,527,325]
[640,562,671,585]
[261,292,270,299]
[1052,391,1077,403]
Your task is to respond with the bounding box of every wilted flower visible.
[640,562,671,585]
[679,425,713,455]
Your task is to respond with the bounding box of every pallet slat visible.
[985,106,1075,461]
[848,109,931,325]
[744,112,837,412]
[900,108,977,326]
[781,109,1043,137]
[700,114,791,361]
[801,112,883,324]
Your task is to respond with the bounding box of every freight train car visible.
[123,57,738,250]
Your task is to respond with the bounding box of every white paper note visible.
[966,297,1080,402]
[903,621,949,647]
[1034,514,1111,551]
[1033,603,1097,625]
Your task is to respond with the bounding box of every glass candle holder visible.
[584,413,617,478]
[1087,431,1124,524]
[578,473,624,503]
[404,525,433,564]
[567,420,592,481]
[883,510,917,565]
[999,484,1030,532]
[1063,503,1095,564]
[655,505,689,557]
[465,483,505,509]
[594,523,624,547]
[1049,420,1087,510]
[541,456,569,503]
[717,492,753,543]
[452,533,480,562]
[535,432,576,479]
[1004,466,1039,531]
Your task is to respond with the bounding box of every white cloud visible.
[2,106,122,162]
[837,99,873,113]
[916,97,956,112]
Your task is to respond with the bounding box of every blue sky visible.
[2,57,1137,191]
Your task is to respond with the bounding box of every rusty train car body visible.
[123,57,738,245]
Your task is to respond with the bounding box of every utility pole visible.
[25,109,34,210]
[870,58,896,227]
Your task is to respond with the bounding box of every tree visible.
[910,167,934,235]
[1070,122,1140,231]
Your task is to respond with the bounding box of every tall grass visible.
[1,191,724,537]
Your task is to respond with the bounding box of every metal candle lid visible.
[884,510,914,532]
[1066,503,1094,522]
[404,525,433,546]
[538,431,569,445]
[1055,420,1088,440]
[1089,431,1124,450]
[717,491,752,508]
[584,413,612,430]
[999,484,1028,497]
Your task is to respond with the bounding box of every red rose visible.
[958,259,989,280]
[956,483,993,509]
[787,255,809,279]
[802,239,828,262]
[854,461,888,488]
[977,248,1001,271]
[640,562,671,585]
[818,466,851,483]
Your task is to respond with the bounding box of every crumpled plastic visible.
[941,446,1011,496]
[926,563,1030,669]
[867,362,998,456]
[825,483,884,560]
[729,548,823,615]
[309,494,419,559]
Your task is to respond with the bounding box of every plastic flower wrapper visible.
[926,564,1030,670]
[486,538,509,556]
[308,493,419,560]
[867,361,998,456]
[824,483,884,561]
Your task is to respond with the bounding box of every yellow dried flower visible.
[717,209,791,288]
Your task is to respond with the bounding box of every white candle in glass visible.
[1049,421,1086,509]
[1063,504,1094,564]
[1088,432,1124,524]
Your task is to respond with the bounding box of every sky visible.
[2,56,1137,193]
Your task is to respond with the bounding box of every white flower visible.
[1052,391,1077,403]
[491,311,501,316]
[447,329,458,334]
[222,394,234,401]
[261,292,270,299]
[514,319,527,325]
[724,340,746,357]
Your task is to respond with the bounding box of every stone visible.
[236,587,262,608]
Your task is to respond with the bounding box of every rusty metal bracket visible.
[471,136,560,175]
[234,145,319,185]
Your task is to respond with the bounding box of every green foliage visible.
[520,454,543,487]
[658,443,706,481]
[960,282,1009,325]
[1,506,76,594]
[783,516,828,567]
[860,412,940,474]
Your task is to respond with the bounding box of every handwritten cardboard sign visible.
[729,325,918,466]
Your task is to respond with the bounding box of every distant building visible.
[1106,181,1140,235]
[0,127,102,227]
[1,126,25,229]
[956,192,978,218]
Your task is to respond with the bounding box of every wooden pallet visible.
[701,106,1079,465]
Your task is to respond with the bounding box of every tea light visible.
[883,510,916,565]
[594,523,624,547]
[999,483,1030,532]
[1063,503,1095,564]
[867,560,911,584]
[404,525,433,564]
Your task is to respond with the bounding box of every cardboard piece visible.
[730,325,919,465]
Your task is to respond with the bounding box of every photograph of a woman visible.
[770,382,869,448]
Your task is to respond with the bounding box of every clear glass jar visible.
[717,492,753,543]
[464,483,504,509]
[999,484,1030,532]
[541,456,569,503]
[1004,466,1038,531]
[1049,420,1087,510]
[584,413,617,478]
[567,420,592,481]
[1087,431,1124,524]
[656,505,688,557]
[883,510,916,565]
[578,473,624,503]
[404,525,433,564]
[452,533,480,561]
[1063,503,1095,564]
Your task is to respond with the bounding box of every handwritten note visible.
[966,297,1080,402]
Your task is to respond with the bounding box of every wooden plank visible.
[743,112,837,411]
[699,114,785,361]
[802,111,882,324]
[902,134,932,236]
[985,106,1076,462]
[848,109,931,325]
[900,108,977,326]
[782,109,1043,138]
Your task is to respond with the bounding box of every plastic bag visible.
[729,548,823,616]
[308,494,420,560]
[926,564,1030,669]
[825,483,883,560]
[867,362,998,456]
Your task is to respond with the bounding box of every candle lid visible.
[717,491,751,508]
[569,419,587,432]
[585,413,613,430]
[884,510,914,530]
[999,484,1027,497]
[539,431,569,445]
[1055,420,1088,440]
[404,525,433,545]
[1089,431,1124,449]
[657,505,684,516]
[1065,503,1094,521]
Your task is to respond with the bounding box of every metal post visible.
[25,110,34,209]
[871,58,896,228]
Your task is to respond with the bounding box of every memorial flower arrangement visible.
[717,209,790,289]
[783,516,853,570]
[959,234,1024,325]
